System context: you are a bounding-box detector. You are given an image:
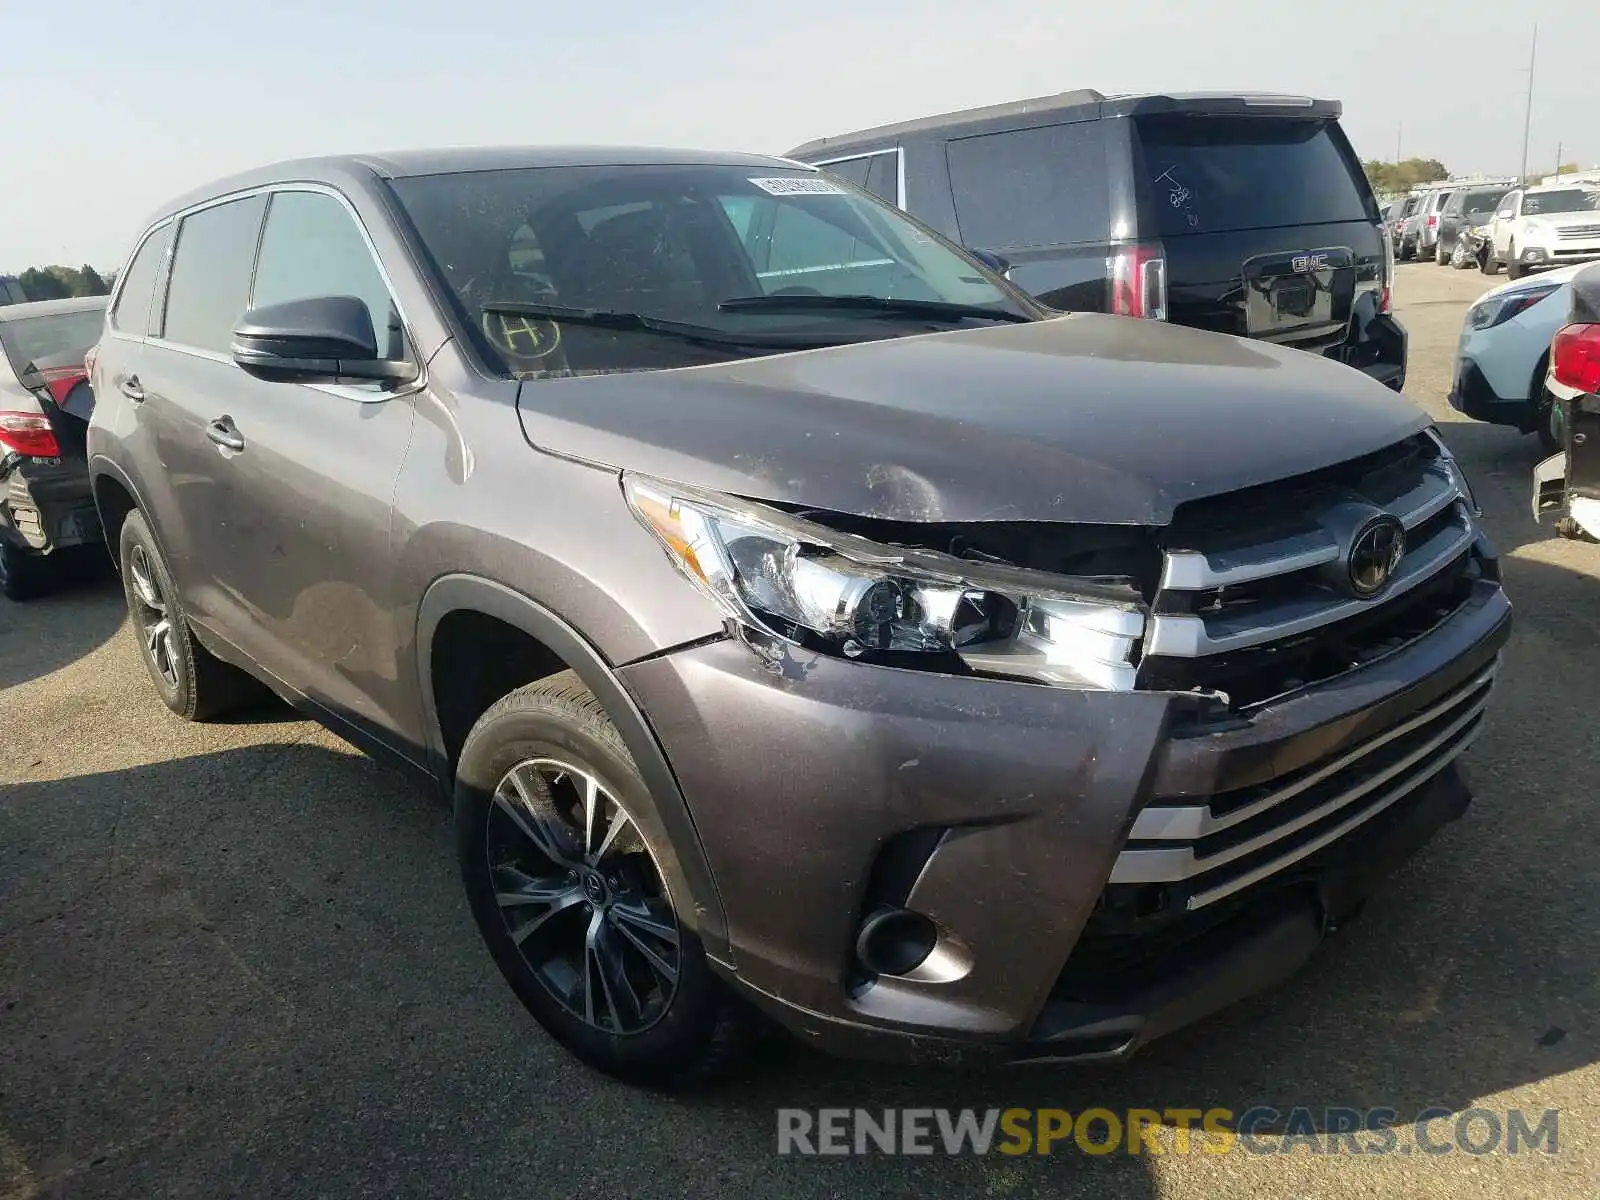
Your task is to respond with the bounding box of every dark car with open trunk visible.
[89,147,1506,1086]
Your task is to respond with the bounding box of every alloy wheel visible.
[128,543,180,691]
[487,757,681,1035]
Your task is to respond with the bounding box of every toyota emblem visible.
[1347,516,1406,598]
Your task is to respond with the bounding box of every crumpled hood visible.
[514,313,1429,526]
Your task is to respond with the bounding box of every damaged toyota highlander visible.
[88,148,1510,1087]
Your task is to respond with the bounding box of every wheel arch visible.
[416,573,729,958]
[88,456,145,569]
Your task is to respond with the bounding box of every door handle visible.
[205,416,245,453]
[119,375,145,403]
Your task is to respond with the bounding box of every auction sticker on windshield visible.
[750,176,850,196]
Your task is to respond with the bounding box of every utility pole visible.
[1519,25,1537,183]
[1395,121,1402,163]
[1555,141,1563,179]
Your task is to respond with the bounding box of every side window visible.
[161,194,268,354]
[820,157,872,189]
[109,223,172,336]
[1499,192,1520,217]
[946,122,1110,249]
[727,198,897,295]
[252,191,403,360]
[863,153,898,205]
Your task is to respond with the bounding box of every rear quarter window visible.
[110,223,173,336]
[1135,117,1372,236]
[945,121,1110,250]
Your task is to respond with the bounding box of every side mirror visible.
[232,295,416,386]
[969,249,1014,278]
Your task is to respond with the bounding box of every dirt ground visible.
[2,261,1597,1198]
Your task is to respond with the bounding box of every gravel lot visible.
[2,262,1597,1199]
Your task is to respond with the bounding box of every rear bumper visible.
[1333,312,1407,392]
[622,577,1511,1065]
[0,457,100,554]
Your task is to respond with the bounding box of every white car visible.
[1448,263,1589,451]
[1532,264,1600,539]
[1484,183,1600,280]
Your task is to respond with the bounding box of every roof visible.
[146,146,801,227]
[786,90,1341,159]
[1527,180,1600,192]
[0,295,107,323]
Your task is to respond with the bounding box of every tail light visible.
[36,364,89,407]
[1552,322,1600,394]
[0,411,62,458]
[1109,244,1167,320]
[1427,215,1439,230]
[1380,226,1395,313]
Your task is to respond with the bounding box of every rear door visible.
[1132,115,1384,347]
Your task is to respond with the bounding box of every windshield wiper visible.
[716,294,1035,323]
[479,301,833,350]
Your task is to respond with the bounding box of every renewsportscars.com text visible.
[776,1106,1560,1157]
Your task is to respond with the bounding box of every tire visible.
[1434,239,1449,265]
[1536,386,1564,455]
[1451,240,1472,269]
[1481,247,1500,275]
[0,541,50,601]
[454,671,748,1088]
[1505,243,1525,280]
[118,509,258,720]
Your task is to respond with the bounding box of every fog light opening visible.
[855,908,939,977]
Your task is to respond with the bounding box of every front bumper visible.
[621,578,1512,1064]
[0,456,100,554]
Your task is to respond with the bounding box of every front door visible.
[199,188,419,740]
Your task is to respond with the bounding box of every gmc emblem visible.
[1291,253,1330,274]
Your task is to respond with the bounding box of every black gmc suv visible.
[789,90,1407,390]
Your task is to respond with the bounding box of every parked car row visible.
[1,90,1515,1092]
[1387,179,1600,282]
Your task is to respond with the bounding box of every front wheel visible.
[1505,244,1525,280]
[454,672,748,1088]
[1481,247,1501,275]
[1434,239,1449,265]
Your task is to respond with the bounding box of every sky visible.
[4,0,1597,272]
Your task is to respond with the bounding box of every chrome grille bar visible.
[1128,659,1498,841]
[1109,672,1493,902]
[1147,504,1473,657]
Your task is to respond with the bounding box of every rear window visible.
[945,122,1110,249]
[1135,117,1372,236]
[1462,190,1508,215]
[0,308,106,379]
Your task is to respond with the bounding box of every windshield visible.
[1463,190,1508,215]
[1523,189,1600,216]
[390,164,1035,378]
[0,307,105,379]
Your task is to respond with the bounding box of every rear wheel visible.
[0,542,49,602]
[118,510,258,720]
[454,672,748,1088]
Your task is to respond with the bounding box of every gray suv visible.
[89,148,1510,1087]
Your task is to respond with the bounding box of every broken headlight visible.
[624,475,1145,690]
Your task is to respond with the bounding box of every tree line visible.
[6,265,115,301]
